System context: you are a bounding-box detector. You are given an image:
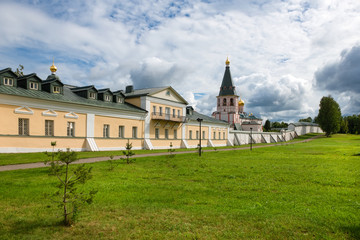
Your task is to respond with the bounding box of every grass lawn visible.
[0,134,359,239]
[0,133,319,166]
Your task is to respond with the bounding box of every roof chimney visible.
[125,85,134,93]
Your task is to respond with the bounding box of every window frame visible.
[165,129,169,139]
[155,128,159,139]
[45,120,54,136]
[189,130,192,140]
[118,125,124,138]
[67,122,75,137]
[4,77,13,86]
[174,129,177,139]
[53,86,61,93]
[132,126,138,139]
[103,124,110,138]
[29,82,38,90]
[89,92,96,99]
[18,118,29,136]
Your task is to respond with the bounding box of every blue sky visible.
[0,0,360,122]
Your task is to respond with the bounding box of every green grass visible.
[1,134,359,239]
[0,133,319,166]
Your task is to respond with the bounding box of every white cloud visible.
[0,0,360,121]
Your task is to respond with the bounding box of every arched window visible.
[223,98,227,106]
[217,98,220,106]
[230,98,234,106]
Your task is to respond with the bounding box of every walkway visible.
[0,135,322,172]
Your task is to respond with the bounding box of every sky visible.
[0,0,359,123]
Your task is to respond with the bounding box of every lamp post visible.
[250,127,253,151]
[197,118,203,156]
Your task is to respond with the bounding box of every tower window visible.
[223,98,227,106]
[230,98,234,106]
[217,98,220,106]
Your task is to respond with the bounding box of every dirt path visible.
[0,135,322,172]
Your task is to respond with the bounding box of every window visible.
[230,98,234,106]
[174,129,177,139]
[173,109,176,118]
[119,126,124,138]
[189,130,192,139]
[202,131,205,139]
[159,107,163,116]
[67,122,75,137]
[117,97,124,103]
[53,86,61,93]
[89,92,96,99]
[223,98,227,106]
[4,77,13,86]
[177,110,180,118]
[155,128,159,139]
[103,124,110,138]
[219,132,221,139]
[29,82,38,90]
[45,120,54,136]
[18,118,29,135]
[153,106,156,114]
[213,131,216,139]
[217,98,220,106]
[165,129,169,139]
[223,132,226,139]
[166,90,171,96]
[165,107,170,117]
[196,130,199,140]
[132,127,137,138]
[105,95,111,101]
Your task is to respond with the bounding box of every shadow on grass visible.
[341,225,360,239]
[8,218,62,235]
[352,153,360,156]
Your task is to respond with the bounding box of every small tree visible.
[167,142,176,158]
[107,155,120,171]
[317,95,341,137]
[44,149,97,226]
[123,139,135,164]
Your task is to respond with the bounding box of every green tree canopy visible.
[299,117,312,123]
[263,120,271,132]
[317,95,341,137]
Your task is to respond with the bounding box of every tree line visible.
[263,95,359,136]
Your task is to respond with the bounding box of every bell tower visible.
[212,58,240,125]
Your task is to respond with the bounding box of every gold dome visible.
[238,99,245,106]
[50,59,57,73]
[225,57,230,66]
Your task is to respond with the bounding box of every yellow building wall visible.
[185,125,210,140]
[125,97,141,108]
[150,102,183,116]
[95,138,144,149]
[0,103,86,137]
[94,115,144,138]
[0,136,86,150]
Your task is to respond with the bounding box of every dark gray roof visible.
[124,87,169,97]
[0,85,146,113]
[219,66,238,96]
[71,85,97,92]
[187,110,229,125]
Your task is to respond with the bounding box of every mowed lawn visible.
[0,134,359,239]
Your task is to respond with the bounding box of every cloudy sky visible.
[0,0,359,122]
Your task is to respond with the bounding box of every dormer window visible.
[30,82,38,90]
[4,77,13,86]
[117,97,124,103]
[53,86,61,93]
[105,95,111,101]
[89,92,96,99]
